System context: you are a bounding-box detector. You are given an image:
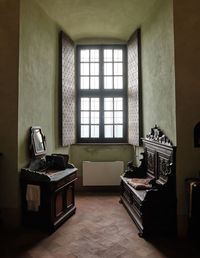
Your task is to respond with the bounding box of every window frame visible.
[76,45,128,143]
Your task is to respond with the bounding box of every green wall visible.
[36,0,158,42]
[70,0,176,187]
[18,0,176,190]
[0,0,20,228]
[0,0,177,229]
[141,0,176,144]
[132,0,176,167]
[18,0,68,171]
[18,0,134,217]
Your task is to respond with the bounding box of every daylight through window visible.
[76,45,127,143]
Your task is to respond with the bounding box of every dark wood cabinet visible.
[21,168,77,232]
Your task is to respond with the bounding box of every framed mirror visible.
[30,126,46,157]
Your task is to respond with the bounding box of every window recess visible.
[59,29,142,146]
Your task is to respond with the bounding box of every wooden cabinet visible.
[21,168,77,232]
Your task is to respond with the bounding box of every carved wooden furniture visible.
[20,126,77,232]
[120,125,177,237]
[21,168,77,232]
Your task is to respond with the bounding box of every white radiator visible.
[82,161,124,186]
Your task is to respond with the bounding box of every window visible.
[76,45,127,143]
[60,30,141,147]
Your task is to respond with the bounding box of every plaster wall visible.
[173,0,200,235]
[0,0,20,228]
[17,0,176,190]
[18,0,68,172]
[18,0,134,196]
[69,1,176,186]
[36,0,158,42]
[141,0,176,144]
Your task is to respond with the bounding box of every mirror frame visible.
[30,126,46,157]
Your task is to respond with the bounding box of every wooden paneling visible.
[55,192,63,216]
[66,186,73,207]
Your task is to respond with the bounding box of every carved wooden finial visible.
[146,125,172,146]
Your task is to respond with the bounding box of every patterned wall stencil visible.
[60,32,75,146]
[127,29,142,146]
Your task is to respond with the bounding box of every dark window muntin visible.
[76,45,127,143]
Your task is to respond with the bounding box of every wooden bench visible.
[120,125,177,237]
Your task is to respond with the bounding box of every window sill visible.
[71,143,132,146]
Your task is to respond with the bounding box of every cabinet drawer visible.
[66,173,76,183]
[56,178,66,188]
[56,173,76,189]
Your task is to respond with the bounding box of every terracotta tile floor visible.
[0,192,200,258]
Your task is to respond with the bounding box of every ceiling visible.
[36,0,157,43]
